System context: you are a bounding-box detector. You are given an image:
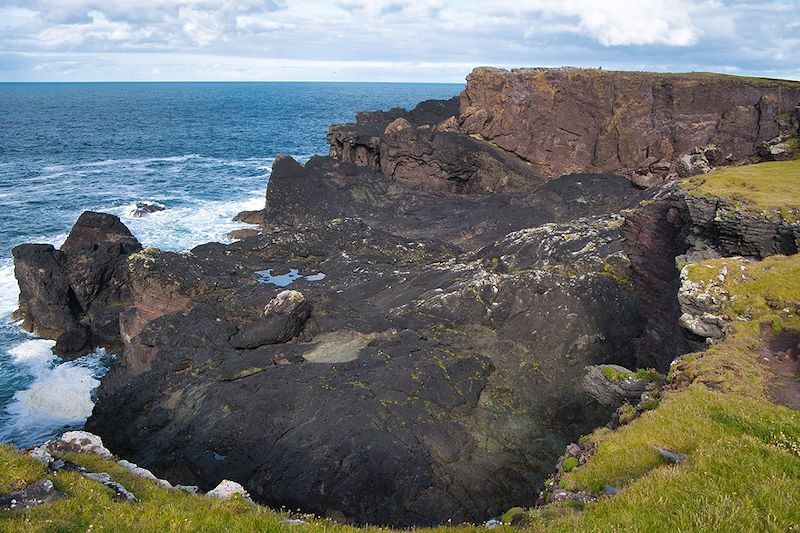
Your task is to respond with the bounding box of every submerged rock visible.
[131,202,166,218]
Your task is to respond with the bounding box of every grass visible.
[681,159,800,221]
[2,255,799,532]
[522,253,800,531]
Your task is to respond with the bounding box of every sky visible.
[0,0,799,82]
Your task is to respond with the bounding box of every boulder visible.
[59,430,113,458]
[0,480,66,510]
[206,480,251,501]
[230,290,310,349]
[581,365,650,407]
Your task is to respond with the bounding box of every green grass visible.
[681,159,800,221]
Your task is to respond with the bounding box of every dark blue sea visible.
[0,82,462,447]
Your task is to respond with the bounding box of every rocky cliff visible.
[13,68,800,527]
[331,68,800,189]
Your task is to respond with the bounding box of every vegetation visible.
[681,159,800,221]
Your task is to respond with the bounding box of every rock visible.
[0,479,66,510]
[459,67,800,183]
[12,212,142,356]
[603,485,620,496]
[683,193,800,259]
[118,459,172,488]
[27,445,53,465]
[11,244,82,345]
[83,472,138,502]
[757,134,798,161]
[677,265,731,343]
[233,210,265,225]
[174,485,199,494]
[230,290,310,349]
[228,228,260,240]
[654,447,687,464]
[673,152,712,178]
[131,202,166,218]
[581,365,650,407]
[59,431,113,458]
[384,117,411,135]
[206,480,251,501]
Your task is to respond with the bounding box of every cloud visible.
[0,0,797,81]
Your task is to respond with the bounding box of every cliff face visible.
[13,68,800,527]
[460,67,800,185]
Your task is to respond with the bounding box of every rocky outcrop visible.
[684,195,800,259]
[581,365,650,407]
[459,67,800,185]
[328,96,545,193]
[13,212,142,357]
[677,263,732,345]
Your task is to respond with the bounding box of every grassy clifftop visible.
[681,159,800,221]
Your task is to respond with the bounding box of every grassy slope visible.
[521,253,800,532]
[681,159,800,221]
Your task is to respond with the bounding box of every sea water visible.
[0,82,462,447]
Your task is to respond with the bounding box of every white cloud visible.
[0,0,797,81]
[235,14,295,32]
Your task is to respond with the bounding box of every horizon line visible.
[0,79,467,84]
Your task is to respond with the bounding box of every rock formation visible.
[13,212,141,357]
[13,67,800,526]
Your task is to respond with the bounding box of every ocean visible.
[0,82,463,448]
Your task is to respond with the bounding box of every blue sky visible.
[0,0,798,82]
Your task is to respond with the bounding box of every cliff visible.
[330,67,800,189]
[10,68,800,528]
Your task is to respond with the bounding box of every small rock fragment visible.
[654,447,687,464]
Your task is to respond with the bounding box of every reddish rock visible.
[459,67,800,183]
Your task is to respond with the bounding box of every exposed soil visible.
[760,326,800,410]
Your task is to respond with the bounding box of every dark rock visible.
[12,243,81,342]
[131,202,166,218]
[0,479,66,510]
[581,365,649,407]
[12,212,142,357]
[83,472,138,502]
[684,194,800,259]
[230,290,310,349]
[228,228,260,240]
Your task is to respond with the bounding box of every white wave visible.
[1,341,109,445]
[8,338,56,376]
[0,261,20,321]
[111,191,266,251]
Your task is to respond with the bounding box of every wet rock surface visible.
[14,68,800,527]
